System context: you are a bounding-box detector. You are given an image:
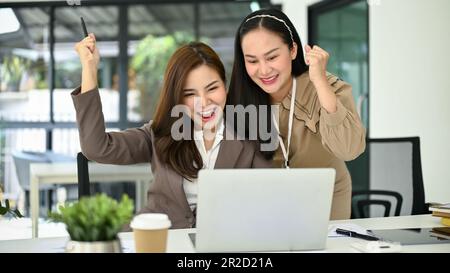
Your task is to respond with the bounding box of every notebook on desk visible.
[191,168,336,252]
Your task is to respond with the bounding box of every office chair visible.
[76,152,136,202]
[348,137,428,218]
[77,152,91,198]
[352,190,403,218]
[12,150,75,217]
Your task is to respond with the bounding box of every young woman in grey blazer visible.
[72,34,271,228]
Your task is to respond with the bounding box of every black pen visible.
[80,17,88,37]
[336,228,380,241]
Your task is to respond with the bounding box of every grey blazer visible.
[71,87,272,228]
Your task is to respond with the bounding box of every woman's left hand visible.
[305,45,329,85]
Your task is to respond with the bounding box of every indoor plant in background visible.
[130,31,193,121]
[0,199,23,218]
[0,123,23,219]
[49,193,133,253]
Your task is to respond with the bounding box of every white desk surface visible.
[29,162,153,238]
[1,215,448,253]
[30,162,152,183]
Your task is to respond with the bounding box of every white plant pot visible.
[65,239,122,253]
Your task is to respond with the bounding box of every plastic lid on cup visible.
[130,213,172,230]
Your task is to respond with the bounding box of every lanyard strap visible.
[272,78,296,168]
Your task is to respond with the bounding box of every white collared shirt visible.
[183,118,225,212]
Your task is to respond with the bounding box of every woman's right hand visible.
[75,33,100,93]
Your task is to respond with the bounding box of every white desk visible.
[2,215,449,253]
[30,162,153,238]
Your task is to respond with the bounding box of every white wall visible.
[276,0,450,202]
[272,0,320,46]
[370,0,450,202]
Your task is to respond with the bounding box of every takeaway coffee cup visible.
[130,213,171,253]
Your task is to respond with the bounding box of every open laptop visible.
[193,168,335,252]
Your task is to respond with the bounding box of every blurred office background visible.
[0,0,449,239]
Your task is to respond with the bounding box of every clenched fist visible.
[304,45,329,85]
[75,33,100,69]
[75,33,100,93]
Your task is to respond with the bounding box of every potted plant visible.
[130,31,193,121]
[48,193,133,253]
[0,55,31,92]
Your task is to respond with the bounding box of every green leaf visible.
[13,209,23,218]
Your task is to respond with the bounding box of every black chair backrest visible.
[77,152,90,199]
[352,190,403,218]
[349,137,426,218]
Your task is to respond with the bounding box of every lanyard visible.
[272,78,296,169]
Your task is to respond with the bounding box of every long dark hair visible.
[152,42,226,180]
[227,8,308,158]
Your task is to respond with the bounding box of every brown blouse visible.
[274,71,366,220]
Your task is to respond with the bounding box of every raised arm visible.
[75,33,100,94]
[318,78,366,161]
[305,45,365,161]
[72,33,152,164]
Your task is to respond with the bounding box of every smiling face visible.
[241,28,297,101]
[182,64,227,130]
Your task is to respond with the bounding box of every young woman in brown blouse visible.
[227,9,366,220]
